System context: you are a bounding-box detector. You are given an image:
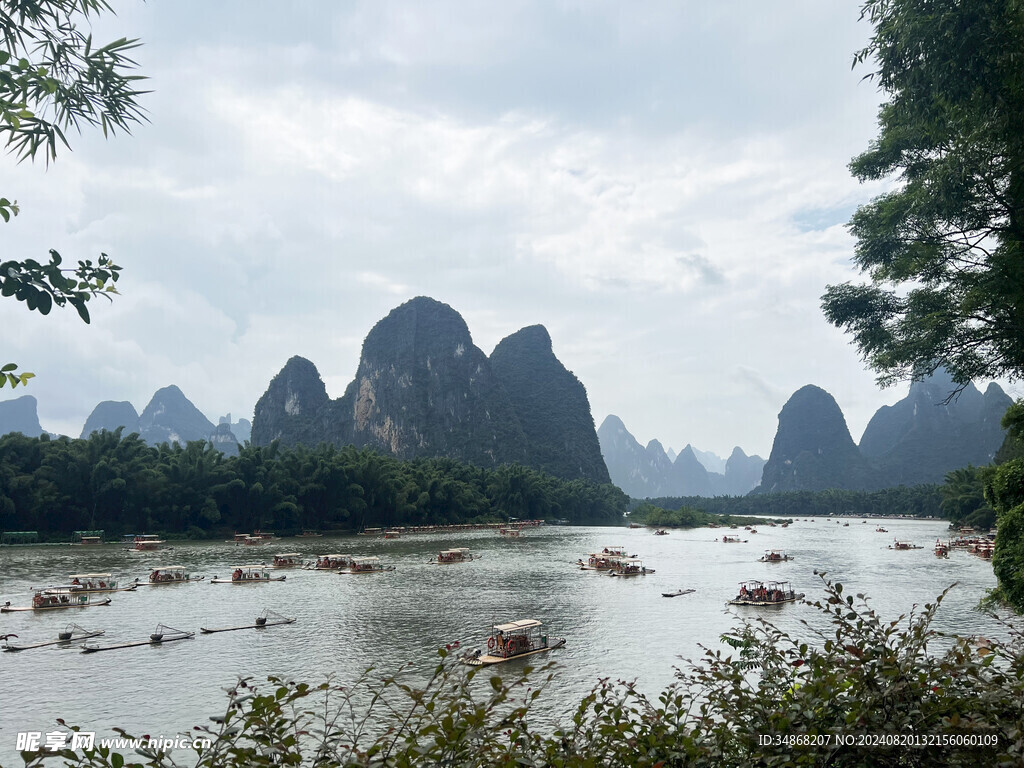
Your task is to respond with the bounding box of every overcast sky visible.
[3,1,1006,460]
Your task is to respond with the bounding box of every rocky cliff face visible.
[81,401,140,438]
[251,356,331,447]
[490,325,609,483]
[340,297,528,466]
[859,370,1011,485]
[251,297,607,480]
[756,385,873,493]
[0,395,44,437]
[138,385,217,447]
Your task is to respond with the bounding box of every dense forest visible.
[0,430,628,539]
[640,484,944,520]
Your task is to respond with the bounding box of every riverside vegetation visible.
[0,429,627,539]
[16,577,1023,768]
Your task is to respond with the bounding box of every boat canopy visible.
[738,580,766,589]
[240,565,269,570]
[440,548,470,555]
[274,553,301,558]
[616,557,644,565]
[493,619,542,632]
[68,573,113,579]
[153,566,186,571]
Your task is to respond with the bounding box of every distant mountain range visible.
[0,387,250,455]
[597,415,765,497]
[252,296,610,484]
[755,371,1012,493]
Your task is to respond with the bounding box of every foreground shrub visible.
[20,577,1024,767]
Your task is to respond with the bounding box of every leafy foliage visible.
[0,432,628,537]
[20,578,1024,767]
[1,0,144,381]
[821,0,1024,389]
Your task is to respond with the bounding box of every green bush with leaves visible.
[18,577,1024,767]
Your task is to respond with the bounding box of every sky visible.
[2,1,1008,460]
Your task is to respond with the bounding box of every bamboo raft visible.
[80,624,194,653]
[201,610,296,633]
[2,624,105,651]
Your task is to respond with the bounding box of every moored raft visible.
[81,624,193,653]
[201,609,296,633]
[2,623,105,651]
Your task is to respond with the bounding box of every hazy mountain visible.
[689,445,727,474]
[0,395,44,437]
[859,370,1012,486]
[724,447,766,495]
[756,385,874,493]
[138,385,217,447]
[252,297,608,481]
[490,324,609,482]
[219,414,252,445]
[666,446,678,462]
[81,401,140,438]
[597,414,764,497]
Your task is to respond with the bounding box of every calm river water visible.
[0,518,1005,764]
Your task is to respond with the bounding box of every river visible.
[0,518,1004,764]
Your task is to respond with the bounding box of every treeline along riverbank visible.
[0,430,628,539]
[641,485,945,521]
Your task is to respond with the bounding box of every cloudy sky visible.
[2,1,997,460]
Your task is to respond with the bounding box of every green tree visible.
[1,0,145,386]
[821,0,1024,390]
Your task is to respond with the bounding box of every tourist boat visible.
[628,522,643,529]
[577,547,632,570]
[2,623,106,651]
[934,540,950,558]
[67,573,137,593]
[459,619,565,666]
[662,589,695,598]
[295,530,323,538]
[759,550,792,562]
[201,609,297,633]
[728,580,804,606]
[211,566,286,584]
[337,556,396,574]
[243,535,268,546]
[653,529,668,536]
[270,553,304,568]
[720,536,748,543]
[499,527,522,537]
[359,527,384,536]
[145,566,202,584]
[81,624,194,653]
[889,540,923,550]
[1,587,111,612]
[608,557,655,576]
[78,536,103,546]
[229,533,251,544]
[383,529,403,539]
[306,554,354,570]
[427,547,479,564]
[129,534,165,552]
[876,527,889,533]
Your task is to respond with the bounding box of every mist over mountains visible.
[597,414,766,497]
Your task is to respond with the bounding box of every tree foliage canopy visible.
[0,0,145,386]
[822,0,1024,389]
